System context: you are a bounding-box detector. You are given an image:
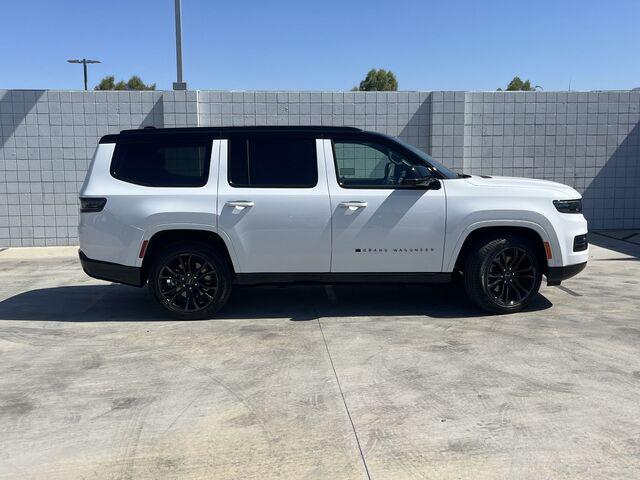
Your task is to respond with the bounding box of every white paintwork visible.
[322,140,446,272]
[442,176,588,270]
[79,141,221,268]
[216,139,332,272]
[79,133,588,276]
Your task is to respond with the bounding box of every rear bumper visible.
[79,250,144,287]
[546,261,587,286]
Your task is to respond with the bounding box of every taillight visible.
[80,197,107,213]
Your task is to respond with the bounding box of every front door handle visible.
[339,201,367,211]
[226,200,255,209]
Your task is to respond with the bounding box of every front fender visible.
[443,217,561,272]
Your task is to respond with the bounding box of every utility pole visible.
[67,58,101,90]
[173,0,187,90]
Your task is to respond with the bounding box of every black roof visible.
[101,125,363,143]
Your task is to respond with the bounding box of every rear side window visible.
[228,137,317,188]
[111,139,211,187]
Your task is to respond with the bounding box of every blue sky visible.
[1,0,638,91]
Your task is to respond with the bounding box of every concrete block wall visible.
[462,91,640,228]
[197,90,431,153]
[0,90,165,246]
[1,89,639,246]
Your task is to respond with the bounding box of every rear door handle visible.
[339,201,367,211]
[226,200,255,208]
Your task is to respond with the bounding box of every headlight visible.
[553,199,582,214]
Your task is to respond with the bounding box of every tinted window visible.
[333,140,432,187]
[111,139,210,187]
[229,137,317,188]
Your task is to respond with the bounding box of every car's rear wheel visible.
[148,243,232,320]
[463,234,542,314]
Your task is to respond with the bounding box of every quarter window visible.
[111,139,210,187]
[228,137,317,188]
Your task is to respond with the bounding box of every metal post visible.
[67,58,100,90]
[82,59,88,91]
[173,0,187,90]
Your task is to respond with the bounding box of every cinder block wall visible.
[1,89,639,247]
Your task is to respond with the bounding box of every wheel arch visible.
[448,221,555,274]
[140,227,239,283]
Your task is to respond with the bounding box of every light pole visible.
[173,0,187,90]
[67,59,101,90]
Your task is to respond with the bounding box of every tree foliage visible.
[353,69,398,91]
[95,75,156,91]
[498,76,535,91]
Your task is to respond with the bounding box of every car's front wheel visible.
[463,234,543,314]
[148,243,232,320]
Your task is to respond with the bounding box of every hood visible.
[464,175,581,199]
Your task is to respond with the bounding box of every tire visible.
[463,234,542,314]
[148,242,232,320]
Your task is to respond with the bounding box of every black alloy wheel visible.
[149,243,232,320]
[158,253,219,313]
[463,234,543,314]
[484,247,537,307]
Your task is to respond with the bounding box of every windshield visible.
[385,135,460,179]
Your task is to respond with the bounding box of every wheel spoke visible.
[513,278,532,297]
[168,286,186,303]
[513,252,526,269]
[511,282,524,301]
[163,265,179,277]
[178,255,187,275]
[514,265,533,273]
[183,290,192,311]
[198,288,214,300]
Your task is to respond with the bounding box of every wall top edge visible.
[1,88,639,94]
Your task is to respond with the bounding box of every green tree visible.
[353,69,398,91]
[126,75,156,90]
[95,75,116,90]
[95,75,156,90]
[498,76,535,91]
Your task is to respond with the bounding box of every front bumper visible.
[79,250,144,287]
[546,261,587,286]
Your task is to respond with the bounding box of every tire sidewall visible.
[465,236,543,314]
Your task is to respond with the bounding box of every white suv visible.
[79,126,588,319]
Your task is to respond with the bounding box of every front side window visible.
[111,139,210,187]
[228,137,318,188]
[333,140,432,188]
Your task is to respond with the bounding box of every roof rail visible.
[119,125,363,135]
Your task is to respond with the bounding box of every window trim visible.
[110,137,213,188]
[227,136,319,189]
[330,138,437,190]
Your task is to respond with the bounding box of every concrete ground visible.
[0,235,639,480]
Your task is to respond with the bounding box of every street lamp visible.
[67,58,101,90]
[173,0,187,90]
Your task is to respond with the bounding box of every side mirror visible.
[400,165,440,189]
[403,176,441,190]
